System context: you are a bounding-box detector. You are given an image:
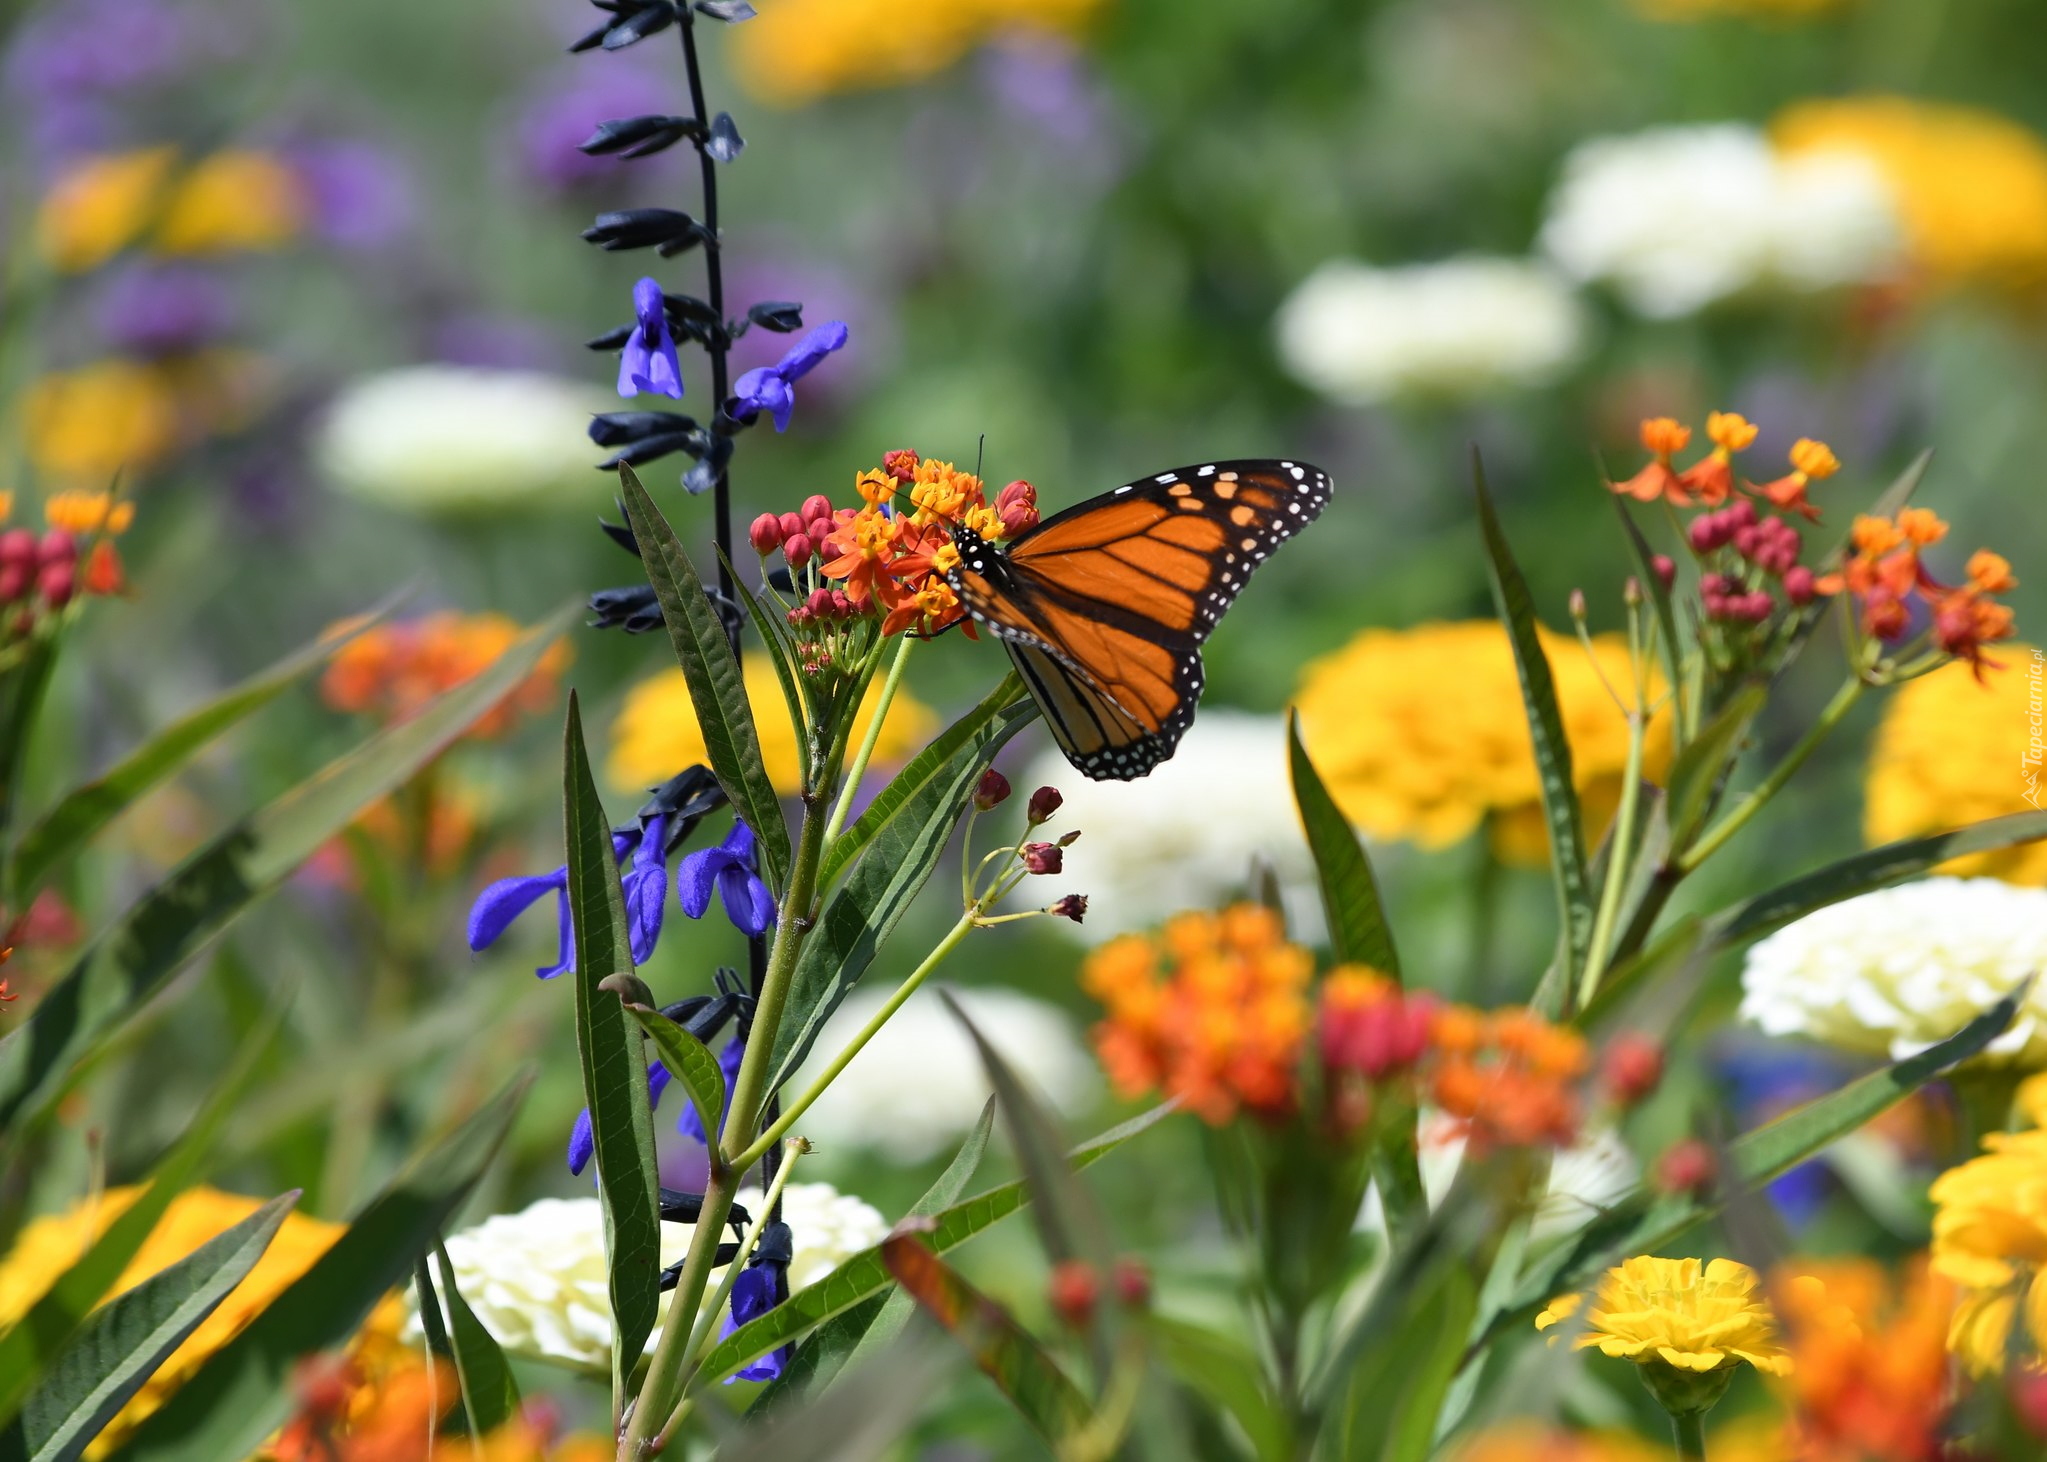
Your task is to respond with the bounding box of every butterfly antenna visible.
[974,433,986,484]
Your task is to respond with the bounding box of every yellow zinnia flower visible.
[34,147,178,272]
[607,656,938,796]
[0,1186,388,1453]
[731,0,1104,107]
[1930,1113,2047,1375]
[1293,620,1671,866]
[1539,1257,1790,1415]
[1775,98,2047,289]
[1865,647,2047,886]
[23,361,181,482]
[153,150,303,255]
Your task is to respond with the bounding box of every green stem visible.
[1677,677,1866,874]
[1672,1411,1706,1461]
[1580,710,1647,1010]
[679,1138,803,1381]
[822,633,913,846]
[618,1165,737,1459]
[730,909,976,1172]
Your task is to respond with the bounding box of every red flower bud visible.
[1020,841,1062,874]
[291,1355,356,1420]
[1048,1260,1098,1328]
[1738,589,1775,622]
[1654,1138,1716,1196]
[749,513,785,554]
[778,511,806,543]
[975,768,1011,811]
[83,541,124,596]
[1112,1257,1151,1308]
[37,530,76,568]
[0,529,36,570]
[1651,554,1676,590]
[1050,893,1088,923]
[1027,786,1062,824]
[1699,572,1731,597]
[1687,515,1725,553]
[801,494,834,526]
[1731,524,1764,560]
[996,479,1040,535]
[829,590,855,619]
[1783,565,1817,605]
[1725,497,1757,528]
[883,448,920,482]
[783,532,815,567]
[805,588,835,619]
[0,563,28,602]
[1600,1033,1663,1107]
[37,560,75,609]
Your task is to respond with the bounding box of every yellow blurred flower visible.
[35,147,177,271]
[607,655,938,795]
[1930,1118,2047,1374]
[732,0,1104,106]
[0,1186,371,1453]
[1293,621,1671,866]
[153,150,304,254]
[23,361,181,482]
[1451,1423,1665,1462]
[1775,98,2047,288]
[43,491,136,537]
[1865,647,2047,885]
[1538,1257,1791,1397]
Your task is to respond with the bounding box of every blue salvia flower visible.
[619,813,671,965]
[721,1221,793,1382]
[567,1059,673,1175]
[678,821,777,936]
[618,275,684,399]
[467,828,644,979]
[730,320,847,432]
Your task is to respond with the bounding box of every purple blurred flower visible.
[979,33,1121,162]
[431,313,566,372]
[730,322,848,433]
[4,0,230,100]
[288,141,415,251]
[678,821,777,935]
[94,263,235,355]
[467,828,644,979]
[619,276,683,399]
[514,61,678,192]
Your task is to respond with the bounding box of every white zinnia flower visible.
[794,984,1098,1165]
[1739,877,2047,1064]
[317,366,607,513]
[1539,123,1901,317]
[1274,255,1587,404]
[406,1182,889,1370]
[1020,710,1319,943]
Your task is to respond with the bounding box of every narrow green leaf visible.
[1610,498,1684,739]
[5,1195,295,1462]
[1286,711,1399,977]
[1664,684,1765,849]
[562,694,661,1404]
[617,464,789,893]
[728,566,814,768]
[626,1003,727,1156]
[822,675,1026,889]
[1150,1317,1293,1462]
[767,700,1038,1087]
[8,603,394,908]
[692,1103,1172,1389]
[1863,448,1932,523]
[0,605,578,1146]
[881,1235,1091,1446]
[107,1072,533,1462]
[434,1242,519,1433]
[1472,453,1593,1010]
[0,638,62,868]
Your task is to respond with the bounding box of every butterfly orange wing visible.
[949,460,1331,779]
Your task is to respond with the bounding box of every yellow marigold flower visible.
[1865,647,2047,885]
[35,147,177,271]
[1931,1122,2047,1374]
[1294,621,1672,867]
[0,1186,377,1452]
[1774,97,2047,288]
[607,656,938,796]
[731,0,1104,106]
[43,491,135,537]
[153,150,303,254]
[23,361,181,482]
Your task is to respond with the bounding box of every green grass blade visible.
[1286,710,1400,976]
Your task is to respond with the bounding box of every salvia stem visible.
[1677,675,1866,873]
[680,1137,805,1382]
[619,1164,737,1459]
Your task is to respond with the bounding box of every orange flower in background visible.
[1081,904,1312,1123]
[1673,411,1757,505]
[1611,417,1693,502]
[1768,1257,1955,1462]
[43,491,136,537]
[320,613,570,739]
[1750,438,1840,520]
[1431,1004,1588,1148]
[1817,505,2017,675]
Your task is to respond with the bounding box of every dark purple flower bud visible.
[583,208,711,256]
[1050,894,1088,923]
[705,112,745,163]
[1021,842,1062,875]
[747,300,804,334]
[580,113,699,159]
[975,769,1011,811]
[570,1,677,52]
[1056,829,1081,847]
[694,0,756,18]
[1027,786,1062,824]
[589,584,663,633]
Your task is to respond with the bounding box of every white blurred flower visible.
[1361,1117,1638,1245]
[1740,878,2047,1065]
[1539,123,1901,317]
[405,1182,889,1371]
[1274,255,1587,404]
[794,984,1098,1165]
[1021,710,1318,943]
[316,366,607,513]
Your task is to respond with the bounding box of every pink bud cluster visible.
[786,587,857,626]
[0,528,93,628]
[749,494,836,568]
[1685,498,1825,626]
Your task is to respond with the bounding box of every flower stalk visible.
[1678,675,1866,873]
[822,633,914,844]
[1671,1411,1706,1462]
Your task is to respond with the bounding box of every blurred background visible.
[4,0,2044,1448]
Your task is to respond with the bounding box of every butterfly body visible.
[946,459,1332,780]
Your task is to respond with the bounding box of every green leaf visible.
[562,693,661,1404]
[766,700,1038,1087]
[1664,684,1765,850]
[821,675,1026,889]
[434,1241,520,1434]
[1150,1317,1292,1462]
[728,565,814,772]
[1286,712,1400,977]
[692,1103,1172,1389]
[7,603,393,909]
[626,1003,727,1158]
[0,638,62,865]
[881,1235,1091,1447]
[4,1195,296,1462]
[1610,498,1684,739]
[618,463,789,893]
[107,1072,533,1462]
[1863,448,1932,522]
[1472,453,1593,1012]
[0,604,578,1148]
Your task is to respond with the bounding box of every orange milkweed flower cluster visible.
[1612,412,1835,514]
[1430,1004,1589,1149]
[270,1350,607,1462]
[1817,508,2016,676]
[319,613,570,739]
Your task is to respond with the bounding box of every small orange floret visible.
[1706,411,1758,452]
[1895,506,1948,546]
[1968,549,2018,594]
[1640,417,1691,455]
[1788,438,1840,480]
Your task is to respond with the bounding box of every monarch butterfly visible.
[946,459,1332,781]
